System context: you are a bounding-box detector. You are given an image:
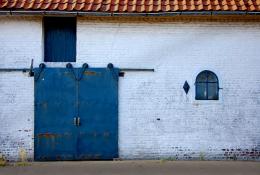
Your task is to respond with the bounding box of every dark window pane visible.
[196,83,207,100]
[44,17,76,62]
[208,83,219,100]
[196,71,207,82]
[195,70,219,100]
[207,72,218,82]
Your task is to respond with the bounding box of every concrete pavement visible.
[0,160,259,175]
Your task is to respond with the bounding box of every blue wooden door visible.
[34,66,119,161]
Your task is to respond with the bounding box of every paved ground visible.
[0,160,259,175]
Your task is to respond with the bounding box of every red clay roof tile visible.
[221,3,228,9]
[111,0,119,5]
[161,0,169,5]
[179,4,187,9]
[178,0,186,5]
[101,3,110,10]
[119,0,127,5]
[67,2,77,10]
[212,4,220,9]
[169,0,177,5]
[145,3,153,10]
[91,3,101,10]
[110,3,118,10]
[195,3,203,9]
[0,0,8,8]
[238,4,247,9]
[162,4,170,10]
[32,2,43,8]
[145,0,152,5]
[136,4,145,11]
[82,3,92,10]
[128,0,137,6]
[118,4,127,11]
[102,0,111,5]
[154,0,161,5]
[247,3,255,9]
[15,0,26,8]
[58,3,68,10]
[136,0,144,5]
[48,2,58,9]
[169,4,178,10]
[255,0,260,5]
[7,0,17,8]
[74,2,84,9]
[186,0,194,6]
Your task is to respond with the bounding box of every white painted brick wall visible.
[0,72,34,161]
[0,16,260,161]
[77,20,260,160]
[0,16,42,161]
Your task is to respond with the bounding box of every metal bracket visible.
[28,59,34,77]
[0,59,34,77]
[119,72,125,77]
[107,63,119,81]
[66,63,89,81]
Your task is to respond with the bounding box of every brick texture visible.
[0,16,260,161]
[77,19,260,160]
[0,16,41,161]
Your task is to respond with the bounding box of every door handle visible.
[73,117,80,126]
[77,117,80,126]
[73,117,77,126]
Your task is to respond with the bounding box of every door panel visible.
[34,68,77,161]
[78,68,119,159]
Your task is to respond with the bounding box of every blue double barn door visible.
[34,67,119,161]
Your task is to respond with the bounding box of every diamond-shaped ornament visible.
[183,81,190,94]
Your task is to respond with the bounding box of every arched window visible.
[195,70,219,100]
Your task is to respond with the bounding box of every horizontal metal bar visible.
[1,10,260,16]
[11,10,46,16]
[0,10,11,15]
[211,11,247,15]
[0,68,30,72]
[77,11,112,16]
[44,11,77,16]
[120,68,154,72]
[180,11,212,15]
[113,12,181,17]
[0,67,155,72]
[247,12,260,15]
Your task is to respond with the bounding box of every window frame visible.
[195,70,219,100]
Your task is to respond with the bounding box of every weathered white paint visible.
[0,16,260,161]
[0,16,41,161]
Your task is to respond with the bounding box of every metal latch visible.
[73,117,80,126]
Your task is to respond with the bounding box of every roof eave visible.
[0,10,260,16]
